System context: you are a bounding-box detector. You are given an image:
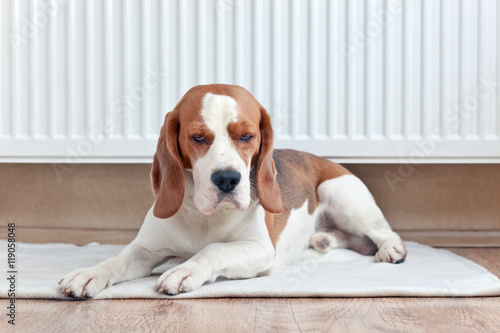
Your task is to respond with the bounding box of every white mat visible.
[1,240,500,299]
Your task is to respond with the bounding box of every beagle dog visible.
[59,84,407,298]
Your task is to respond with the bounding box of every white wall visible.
[1,0,499,163]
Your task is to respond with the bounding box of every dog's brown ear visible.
[256,108,283,214]
[151,109,185,219]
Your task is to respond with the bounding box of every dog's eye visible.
[192,135,206,143]
[240,134,253,142]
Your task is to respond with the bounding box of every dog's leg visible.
[59,242,168,299]
[309,230,379,256]
[309,231,347,253]
[317,174,407,263]
[155,240,275,295]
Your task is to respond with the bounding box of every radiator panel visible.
[1,0,499,162]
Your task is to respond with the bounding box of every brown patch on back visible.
[262,149,351,246]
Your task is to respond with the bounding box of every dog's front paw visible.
[375,237,407,264]
[156,264,208,295]
[58,266,111,299]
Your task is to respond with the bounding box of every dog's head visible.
[151,84,282,218]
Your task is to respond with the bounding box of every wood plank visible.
[448,248,500,276]
[5,297,500,332]
[3,163,500,234]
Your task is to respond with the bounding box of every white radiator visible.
[1,0,499,163]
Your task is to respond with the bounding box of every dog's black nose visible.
[211,170,241,193]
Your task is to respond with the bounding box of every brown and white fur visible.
[59,84,407,298]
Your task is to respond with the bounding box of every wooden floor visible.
[4,248,500,333]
